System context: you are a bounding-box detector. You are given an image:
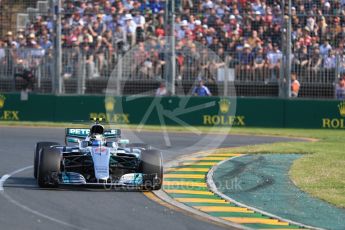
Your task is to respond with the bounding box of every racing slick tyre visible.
[141,150,163,190]
[127,143,151,151]
[34,142,60,179]
[37,147,61,188]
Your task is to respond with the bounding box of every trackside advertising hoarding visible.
[0,93,344,129]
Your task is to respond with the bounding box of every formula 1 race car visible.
[33,119,163,190]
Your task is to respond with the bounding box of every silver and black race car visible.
[33,119,163,190]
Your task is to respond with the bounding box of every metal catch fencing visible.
[0,0,344,99]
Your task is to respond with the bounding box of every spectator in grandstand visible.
[123,14,137,46]
[253,46,266,81]
[93,36,107,76]
[81,42,95,79]
[0,40,5,62]
[266,42,282,82]
[291,72,300,98]
[155,82,167,96]
[308,47,322,81]
[39,35,53,50]
[293,45,309,76]
[323,49,336,69]
[236,44,254,81]
[192,79,212,96]
[319,39,332,58]
[4,31,15,47]
[335,77,345,100]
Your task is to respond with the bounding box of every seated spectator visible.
[236,44,254,81]
[81,42,95,79]
[266,43,282,81]
[253,46,266,81]
[308,47,322,81]
[293,45,309,77]
[123,14,137,46]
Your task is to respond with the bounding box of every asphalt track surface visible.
[0,126,302,230]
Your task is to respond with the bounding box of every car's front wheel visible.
[34,142,59,179]
[37,147,61,188]
[141,149,163,190]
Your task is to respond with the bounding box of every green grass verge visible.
[1,121,344,208]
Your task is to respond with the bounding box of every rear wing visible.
[65,128,121,139]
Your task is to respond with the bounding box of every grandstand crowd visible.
[1,0,345,94]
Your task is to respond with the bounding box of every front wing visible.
[58,172,157,188]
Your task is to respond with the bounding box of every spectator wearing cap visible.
[237,43,254,81]
[5,31,14,47]
[123,14,137,46]
[251,10,263,32]
[177,20,190,40]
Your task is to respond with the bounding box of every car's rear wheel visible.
[37,147,61,188]
[34,142,59,179]
[141,149,163,190]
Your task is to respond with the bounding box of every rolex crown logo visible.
[219,98,231,114]
[105,97,116,112]
[338,101,345,117]
[0,94,6,109]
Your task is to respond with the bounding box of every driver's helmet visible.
[90,134,105,147]
[90,124,104,135]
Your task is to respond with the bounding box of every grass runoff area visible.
[1,121,345,209]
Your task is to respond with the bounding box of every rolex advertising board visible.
[0,93,344,129]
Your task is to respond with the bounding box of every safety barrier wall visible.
[0,93,344,129]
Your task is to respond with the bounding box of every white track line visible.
[0,165,87,230]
